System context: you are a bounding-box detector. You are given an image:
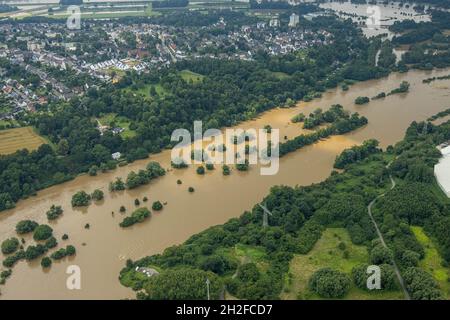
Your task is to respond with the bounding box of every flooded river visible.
[0,68,449,299]
[319,0,431,38]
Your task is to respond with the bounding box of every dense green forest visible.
[120,119,450,300]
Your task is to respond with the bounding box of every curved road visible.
[367,174,411,300]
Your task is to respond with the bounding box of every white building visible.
[434,144,450,197]
[289,13,300,27]
[111,152,121,160]
[269,18,280,28]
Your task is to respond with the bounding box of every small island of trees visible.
[41,257,52,268]
[33,224,53,241]
[119,208,151,228]
[46,205,63,220]
[354,96,370,105]
[1,237,19,255]
[71,191,91,207]
[15,220,38,234]
[196,166,205,175]
[222,165,231,175]
[388,81,410,95]
[91,189,104,201]
[50,245,76,260]
[109,162,166,192]
[152,201,163,211]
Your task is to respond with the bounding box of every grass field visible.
[180,69,205,83]
[411,226,450,298]
[0,127,47,155]
[271,71,290,80]
[217,243,268,272]
[123,69,202,98]
[97,113,137,139]
[124,83,168,98]
[281,228,404,300]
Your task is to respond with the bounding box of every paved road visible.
[367,174,411,300]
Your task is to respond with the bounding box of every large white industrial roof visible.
[440,145,450,156]
[434,154,450,197]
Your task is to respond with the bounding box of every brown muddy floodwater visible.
[0,68,449,299]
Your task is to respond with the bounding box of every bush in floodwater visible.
[71,191,91,207]
[1,237,20,255]
[119,208,151,228]
[46,205,63,220]
[91,189,104,201]
[41,257,52,268]
[33,224,53,241]
[196,166,205,175]
[354,96,370,105]
[152,201,163,211]
[15,220,38,234]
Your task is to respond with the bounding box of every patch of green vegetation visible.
[180,69,205,83]
[97,113,136,139]
[107,67,126,78]
[333,154,392,197]
[154,84,168,96]
[0,119,19,129]
[234,244,266,263]
[430,179,450,205]
[31,126,57,150]
[120,267,151,287]
[271,71,290,80]
[411,226,450,298]
[123,82,168,98]
[119,264,161,288]
[117,118,137,139]
[281,228,403,300]
[98,113,116,125]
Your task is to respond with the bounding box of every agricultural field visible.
[281,228,404,300]
[411,226,450,298]
[0,126,47,155]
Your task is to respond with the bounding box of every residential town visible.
[0,13,332,122]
